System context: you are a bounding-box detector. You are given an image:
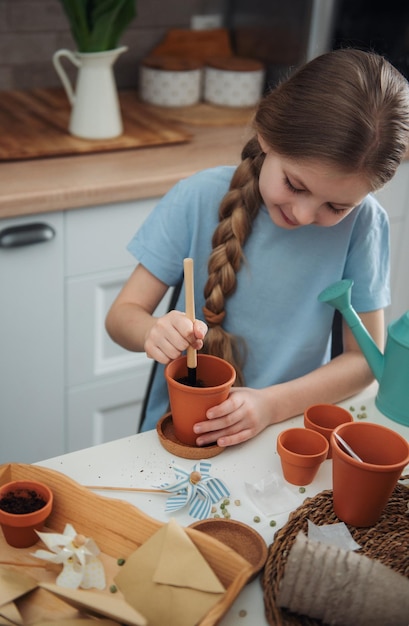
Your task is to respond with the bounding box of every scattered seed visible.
[360,405,366,410]
[223,498,230,506]
[299,487,306,493]
[239,609,247,617]
[349,406,355,411]
[109,584,118,593]
[220,502,225,509]
[253,515,261,523]
[211,506,217,514]
[234,499,241,506]
[214,513,221,518]
[117,558,126,566]
[357,412,367,420]
[269,520,277,527]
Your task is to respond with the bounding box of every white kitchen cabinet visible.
[0,198,164,462]
[374,160,409,326]
[64,199,168,452]
[0,212,65,464]
[66,370,150,452]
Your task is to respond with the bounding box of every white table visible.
[37,382,409,626]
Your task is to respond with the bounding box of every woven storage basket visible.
[262,478,409,626]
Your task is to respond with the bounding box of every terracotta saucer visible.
[189,518,268,582]
[156,413,224,459]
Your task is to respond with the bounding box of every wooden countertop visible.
[1,109,406,221]
[0,123,252,220]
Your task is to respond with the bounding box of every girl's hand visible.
[193,387,273,447]
[144,310,207,364]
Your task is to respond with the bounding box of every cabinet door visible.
[66,370,150,452]
[0,213,64,463]
[64,199,170,450]
[66,267,171,449]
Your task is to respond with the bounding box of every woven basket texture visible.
[262,478,409,626]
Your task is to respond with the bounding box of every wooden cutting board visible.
[0,88,192,161]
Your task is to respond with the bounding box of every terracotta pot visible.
[304,403,353,459]
[277,428,329,486]
[165,354,236,446]
[0,479,53,548]
[331,422,409,527]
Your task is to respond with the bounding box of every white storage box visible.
[204,57,265,107]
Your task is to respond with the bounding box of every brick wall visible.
[0,0,226,91]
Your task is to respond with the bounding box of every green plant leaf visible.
[59,0,136,52]
[90,0,136,52]
[59,0,91,51]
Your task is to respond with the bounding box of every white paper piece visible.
[245,473,301,516]
[32,523,106,589]
[307,519,361,551]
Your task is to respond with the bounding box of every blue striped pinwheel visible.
[156,461,230,520]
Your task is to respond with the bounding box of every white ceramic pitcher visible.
[53,46,127,140]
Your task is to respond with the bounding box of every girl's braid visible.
[201,137,265,385]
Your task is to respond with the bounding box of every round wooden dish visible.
[156,413,224,459]
[190,518,268,581]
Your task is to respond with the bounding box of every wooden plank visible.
[0,89,191,161]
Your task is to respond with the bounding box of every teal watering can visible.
[318,279,409,427]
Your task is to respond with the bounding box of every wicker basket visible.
[262,478,409,626]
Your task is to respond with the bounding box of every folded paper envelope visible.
[0,601,24,626]
[115,518,226,626]
[0,566,37,608]
[39,583,147,626]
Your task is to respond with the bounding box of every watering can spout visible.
[318,279,384,382]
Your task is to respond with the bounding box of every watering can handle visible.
[52,49,81,106]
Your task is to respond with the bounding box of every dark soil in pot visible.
[0,488,47,514]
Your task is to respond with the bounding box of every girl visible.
[106,49,409,447]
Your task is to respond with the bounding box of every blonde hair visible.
[201,49,409,385]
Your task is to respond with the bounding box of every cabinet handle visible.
[0,222,56,248]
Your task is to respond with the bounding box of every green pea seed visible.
[253,515,261,523]
[234,499,241,506]
[299,487,306,493]
[349,406,355,411]
[117,558,126,566]
[269,520,277,527]
[109,584,118,593]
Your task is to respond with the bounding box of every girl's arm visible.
[194,309,384,447]
[105,264,206,362]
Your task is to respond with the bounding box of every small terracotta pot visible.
[331,422,409,527]
[277,428,329,486]
[0,480,53,548]
[165,354,236,446]
[304,404,353,459]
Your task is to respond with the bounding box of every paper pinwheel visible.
[157,461,230,520]
[32,522,106,589]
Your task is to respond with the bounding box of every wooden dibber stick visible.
[184,257,197,386]
[85,485,168,493]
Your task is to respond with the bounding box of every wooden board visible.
[144,100,255,127]
[0,89,192,162]
[0,463,253,625]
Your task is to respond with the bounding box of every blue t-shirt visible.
[127,166,390,431]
